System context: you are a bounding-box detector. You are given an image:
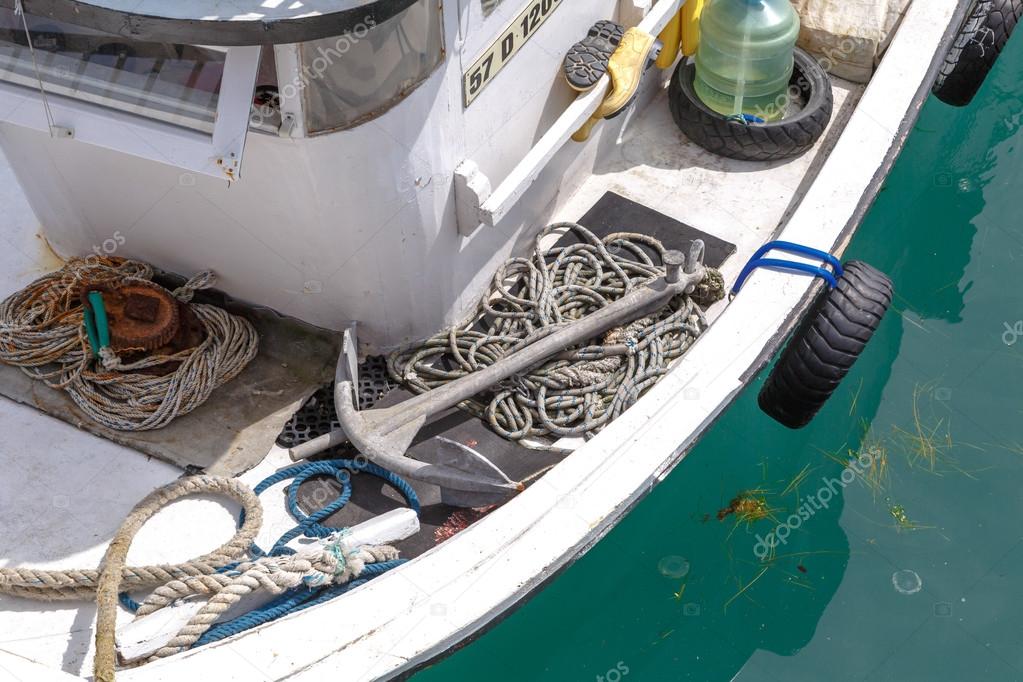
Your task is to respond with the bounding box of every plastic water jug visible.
[693,0,800,121]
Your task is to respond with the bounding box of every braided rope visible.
[0,258,259,431]
[127,460,418,665]
[89,476,265,681]
[246,458,421,558]
[0,475,258,682]
[389,223,725,444]
[0,476,262,601]
[192,560,404,648]
[139,543,400,661]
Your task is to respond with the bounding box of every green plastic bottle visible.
[693,0,800,122]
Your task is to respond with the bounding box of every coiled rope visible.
[0,257,259,430]
[0,475,261,681]
[389,223,725,443]
[1,462,418,679]
[245,458,421,558]
[119,459,417,664]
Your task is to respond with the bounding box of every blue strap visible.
[732,241,843,294]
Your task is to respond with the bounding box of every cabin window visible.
[0,10,264,180]
[299,0,445,135]
[0,9,231,133]
[250,49,284,134]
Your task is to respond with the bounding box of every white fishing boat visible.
[0,0,1013,679]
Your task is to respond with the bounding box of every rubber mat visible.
[291,191,737,558]
[577,191,736,268]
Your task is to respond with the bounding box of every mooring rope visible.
[0,257,259,430]
[388,223,725,443]
[191,565,398,648]
[0,475,263,602]
[134,543,402,662]
[0,475,260,681]
[0,465,414,679]
[122,459,416,665]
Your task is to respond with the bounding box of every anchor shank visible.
[378,268,703,433]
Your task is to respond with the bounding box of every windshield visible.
[298,0,444,134]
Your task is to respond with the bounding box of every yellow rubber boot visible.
[656,10,683,69]
[572,27,658,142]
[681,0,707,57]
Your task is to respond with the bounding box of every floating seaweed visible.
[717,489,779,526]
[887,502,934,533]
[779,462,815,500]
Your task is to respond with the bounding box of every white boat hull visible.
[0,0,965,678]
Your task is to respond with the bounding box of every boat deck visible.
[0,74,864,677]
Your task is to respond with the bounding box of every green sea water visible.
[414,33,1023,682]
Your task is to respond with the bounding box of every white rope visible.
[0,476,263,602]
[0,473,401,678]
[0,257,259,430]
[132,539,399,661]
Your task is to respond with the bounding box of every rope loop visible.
[246,458,420,558]
[172,270,217,302]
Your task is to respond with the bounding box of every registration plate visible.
[462,0,565,107]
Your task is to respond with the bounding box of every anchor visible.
[290,242,708,505]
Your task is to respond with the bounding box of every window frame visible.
[0,44,262,181]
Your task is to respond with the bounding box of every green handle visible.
[83,304,101,357]
[84,291,111,357]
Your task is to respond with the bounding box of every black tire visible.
[758,261,893,429]
[933,0,1022,107]
[669,48,834,162]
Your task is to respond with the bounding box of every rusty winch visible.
[81,280,205,373]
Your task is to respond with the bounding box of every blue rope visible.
[194,559,407,647]
[119,592,140,612]
[119,459,420,616]
[725,113,766,125]
[246,458,420,558]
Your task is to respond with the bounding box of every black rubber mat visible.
[288,191,737,558]
[576,191,736,268]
